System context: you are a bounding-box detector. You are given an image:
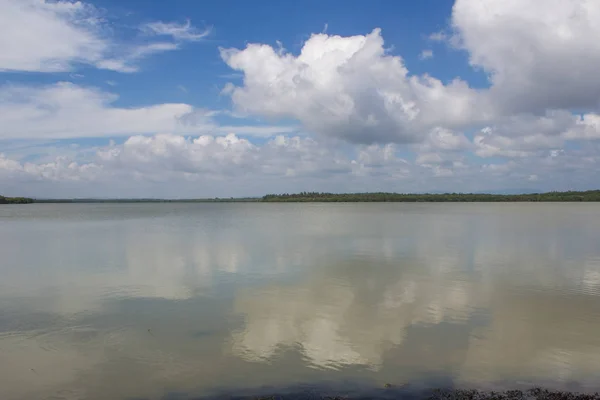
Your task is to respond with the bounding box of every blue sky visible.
[1,0,599,198]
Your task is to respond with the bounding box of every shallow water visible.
[1,203,600,400]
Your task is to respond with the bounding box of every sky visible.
[1,0,599,198]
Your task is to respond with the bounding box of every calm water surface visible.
[1,203,600,399]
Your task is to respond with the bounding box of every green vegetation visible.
[4,190,600,204]
[262,190,600,202]
[0,195,34,204]
[32,197,259,203]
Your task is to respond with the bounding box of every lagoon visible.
[1,203,600,399]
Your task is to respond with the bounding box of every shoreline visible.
[203,388,600,400]
[3,190,600,203]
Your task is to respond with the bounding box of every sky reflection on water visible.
[1,203,600,400]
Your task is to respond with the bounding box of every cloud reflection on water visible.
[1,204,600,399]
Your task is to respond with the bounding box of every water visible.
[1,203,600,400]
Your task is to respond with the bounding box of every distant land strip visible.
[261,190,600,202]
[3,190,600,203]
[0,196,35,204]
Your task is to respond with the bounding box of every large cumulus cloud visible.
[220,0,600,151]
[220,29,489,145]
[452,0,600,114]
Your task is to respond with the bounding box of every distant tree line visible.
[32,197,258,203]
[4,190,600,204]
[0,196,34,204]
[262,190,600,202]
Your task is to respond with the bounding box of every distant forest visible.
[0,196,34,204]
[261,190,600,202]
[3,190,600,204]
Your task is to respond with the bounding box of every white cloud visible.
[0,0,106,72]
[565,113,600,140]
[415,152,444,166]
[0,133,420,197]
[221,28,489,145]
[219,2,600,161]
[418,127,472,152]
[419,49,434,60]
[217,6,600,191]
[3,130,598,198]
[0,82,296,139]
[3,1,600,196]
[0,82,199,139]
[0,0,205,73]
[95,134,392,181]
[478,145,600,191]
[142,20,211,41]
[452,0,600,114]
[96,42,180,74]
[472,111,600,158]
[474,133,540,158]
[429,32,448,42]
[97,133,258,177]
[0,153,102,183]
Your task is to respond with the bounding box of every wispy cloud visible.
[0,0,206,74]
[142,20,211,41]
[419,49,434,60]
[98,42,180,73]
[428,31,448,42]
